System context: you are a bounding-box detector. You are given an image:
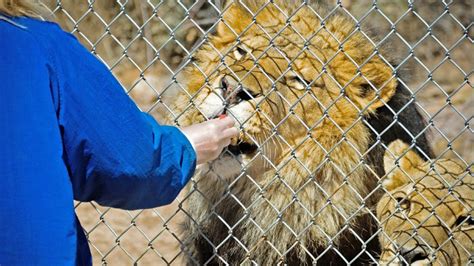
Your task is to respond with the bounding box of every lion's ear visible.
[382,140,424,191]
[358,56,398,112]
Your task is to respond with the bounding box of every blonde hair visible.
[0,0,49,18]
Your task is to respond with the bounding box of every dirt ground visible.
[76,197,186,265]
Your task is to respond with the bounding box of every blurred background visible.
[40,1,472,265]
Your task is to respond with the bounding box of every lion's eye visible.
[289,76,312,90]
[234,46,247,60]
[295,76,312,86]
[395,197,410,211]
[454,215,474,228]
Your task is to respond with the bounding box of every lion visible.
[377,140,473,265]
[169,1,433,264]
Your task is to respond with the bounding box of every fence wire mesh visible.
[41,0,472,265]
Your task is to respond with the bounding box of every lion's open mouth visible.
[227,141,258,155]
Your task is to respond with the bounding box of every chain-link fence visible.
[41,0,472,265]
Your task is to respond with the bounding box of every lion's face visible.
[174,2,397,168]
[377,140,473,265]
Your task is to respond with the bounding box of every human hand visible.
[180,116,239,165]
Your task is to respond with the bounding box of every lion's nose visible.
[220,76,242,106]
[221,76,230,92]
[400,247,428,264]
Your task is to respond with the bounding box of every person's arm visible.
[46,24,199,210]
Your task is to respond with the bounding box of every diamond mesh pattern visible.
[41,1,472,265]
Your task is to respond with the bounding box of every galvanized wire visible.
[41,0,472,265]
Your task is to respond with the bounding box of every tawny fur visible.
[168,1,429,264]
[377,140,473,265]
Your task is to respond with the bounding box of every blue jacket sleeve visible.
[46,23,196,210]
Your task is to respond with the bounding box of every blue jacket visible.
[0,17,196,265]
